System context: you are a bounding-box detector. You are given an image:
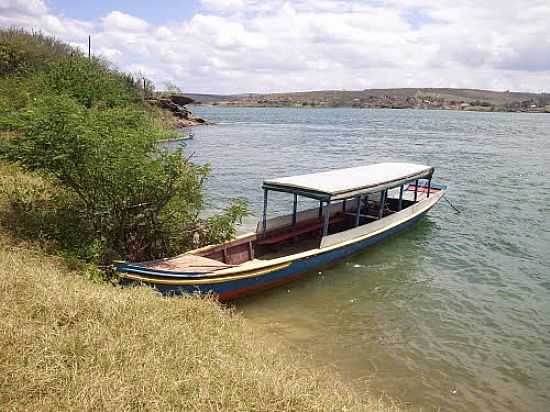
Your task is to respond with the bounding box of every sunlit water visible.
[170,107,550,411]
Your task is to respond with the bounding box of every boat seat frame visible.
[258,214,346,246]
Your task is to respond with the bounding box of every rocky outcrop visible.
[169,95,195,106]
[146,95,207,127]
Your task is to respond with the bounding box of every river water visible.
[175,106,550,411]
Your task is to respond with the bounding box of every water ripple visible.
[187,107,550,412]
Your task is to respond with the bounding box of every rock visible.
[146,95,208,127]
[170,95,195,106]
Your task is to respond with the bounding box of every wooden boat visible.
[115,163,447,300]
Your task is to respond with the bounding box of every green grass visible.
[0,232,399,411]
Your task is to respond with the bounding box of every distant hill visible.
[184,88,550,113]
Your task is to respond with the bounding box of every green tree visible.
[0,30,248,265]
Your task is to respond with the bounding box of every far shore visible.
[191,102,550,114]
[183,88,550,114]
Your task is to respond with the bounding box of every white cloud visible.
[0,0,47,16]
[201,0,247,11]
[0,0,549,93]
[102,11,149,32]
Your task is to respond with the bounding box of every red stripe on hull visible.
[217,272,308,301]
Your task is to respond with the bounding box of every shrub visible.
[43,58,141,109]
[0,29,248,265]
[1,94,247,263]
[0,28,77,75]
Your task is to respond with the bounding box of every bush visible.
[43,58,141,109]
[0,29,248,265]
[1,94,247,263]
[0,28,77,75]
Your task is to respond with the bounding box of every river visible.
[169,106,550,411]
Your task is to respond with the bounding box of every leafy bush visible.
[43,58,141,109]
[1,93,247,263]
[0,29,248,264]
[0,28,77,75]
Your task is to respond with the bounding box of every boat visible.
[115,162,447,300]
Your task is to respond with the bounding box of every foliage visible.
[0,28,248,264]
[470,100,492,107]
[203,200,249,245]
[43,58,141,109]
[163,80,182,93]
[0,28,78,75]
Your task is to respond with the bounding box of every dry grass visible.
[0,234,397,411]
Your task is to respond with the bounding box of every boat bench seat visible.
[258,214,346,246]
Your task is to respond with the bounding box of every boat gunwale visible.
[116,189,445,283]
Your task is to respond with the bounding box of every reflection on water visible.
[169,107,550,412]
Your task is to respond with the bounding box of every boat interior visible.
[124,163,446,277]
[175,180,443,271]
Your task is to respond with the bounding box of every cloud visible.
[0,0,47,17]
[0,0,549,93]
[102,11,149,32]
[0,0,91,41]
[201,0,247,11]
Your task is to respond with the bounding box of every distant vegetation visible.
[187,88,550,113]
[0,28,247,265]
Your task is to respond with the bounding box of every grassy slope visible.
[0,232,395,411]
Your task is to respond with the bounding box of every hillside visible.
[186,88,550,112]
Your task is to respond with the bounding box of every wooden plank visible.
[143,255,231,273]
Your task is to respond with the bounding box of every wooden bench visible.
[257,215,346,246]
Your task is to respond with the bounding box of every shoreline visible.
[194,102,550,114]
[185,88,550,114]
[0,227,392,411]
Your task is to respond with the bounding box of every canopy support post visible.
[262,189,268,238]
[355,195,362,227]
[323,200,331,236]
[378,190,386,219]
[414,179,419,202]
[398,185,404,211]
[342,199,347,212]
[292,193,298,226]
[427,178,432,198]
[318,201,323,220]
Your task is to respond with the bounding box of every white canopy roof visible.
[263,162,434,200]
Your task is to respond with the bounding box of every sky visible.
[1,0,549,94]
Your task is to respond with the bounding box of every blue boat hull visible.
[118,209,427,300]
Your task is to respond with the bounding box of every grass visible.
[0,232,398,411]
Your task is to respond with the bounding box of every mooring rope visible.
[443,196,461,214]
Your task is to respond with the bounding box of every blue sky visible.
[2,0,549,93]
[48,0,430,28]
[48,0,202,25]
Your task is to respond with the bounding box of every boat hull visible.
[117,199,437,301]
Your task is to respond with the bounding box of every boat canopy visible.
[263,162,434,201]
